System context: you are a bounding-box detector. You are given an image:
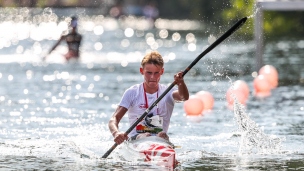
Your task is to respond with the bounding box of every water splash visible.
[208,34,216,44]
[247,14,255,19]
[43,7,53,16]
[233,100,282,155]
[247,2,260,19]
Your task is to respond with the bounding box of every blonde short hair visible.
[141,51,164,68]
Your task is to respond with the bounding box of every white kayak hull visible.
[118,136,176,168]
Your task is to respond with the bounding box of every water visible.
[0,8,304,170]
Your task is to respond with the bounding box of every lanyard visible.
[143,83,159,114]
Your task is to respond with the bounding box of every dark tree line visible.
[1,0,303,38]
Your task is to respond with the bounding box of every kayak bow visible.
[118,136,177,168]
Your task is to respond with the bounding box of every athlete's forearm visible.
[177,80,189,101]
[108,106,127,137]
[108,118,120,137]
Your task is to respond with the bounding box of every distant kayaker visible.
[108,51,189,145]
[47,16,82,61]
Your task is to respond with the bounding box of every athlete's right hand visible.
[113,131,128,145]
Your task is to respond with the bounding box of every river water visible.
[0,8,304,170]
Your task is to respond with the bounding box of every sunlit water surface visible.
[0,8,304,170]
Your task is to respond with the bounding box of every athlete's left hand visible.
[174,71,184,86]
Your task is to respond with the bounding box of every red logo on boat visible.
[142,144,176,168]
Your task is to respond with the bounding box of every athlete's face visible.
[140,64,164,88]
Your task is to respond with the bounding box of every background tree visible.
[222,0,304,39]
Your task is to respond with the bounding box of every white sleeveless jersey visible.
[119,83,177,137]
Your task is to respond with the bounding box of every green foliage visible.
[222,0,255,38]
[264,11,304,39]
[36,0,47,8]
[222,0,304,39]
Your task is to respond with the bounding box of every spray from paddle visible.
[226,76,283,154]
[233,100,283,154]
[102,17,248,159]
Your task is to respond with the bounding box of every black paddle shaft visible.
[101,17,247,159]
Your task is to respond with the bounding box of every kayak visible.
[118,136,177,168]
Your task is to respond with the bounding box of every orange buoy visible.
[195,91,214,111]
[253,74,271,98]
[184,95,204,116]
[233,80,250,99]
[259,65,278,89]
[226,85,248,109]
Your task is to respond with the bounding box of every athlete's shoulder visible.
[159,83,169,89]
[121,84,141,102]
[159,83,177,95]
[126,84,141,91]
